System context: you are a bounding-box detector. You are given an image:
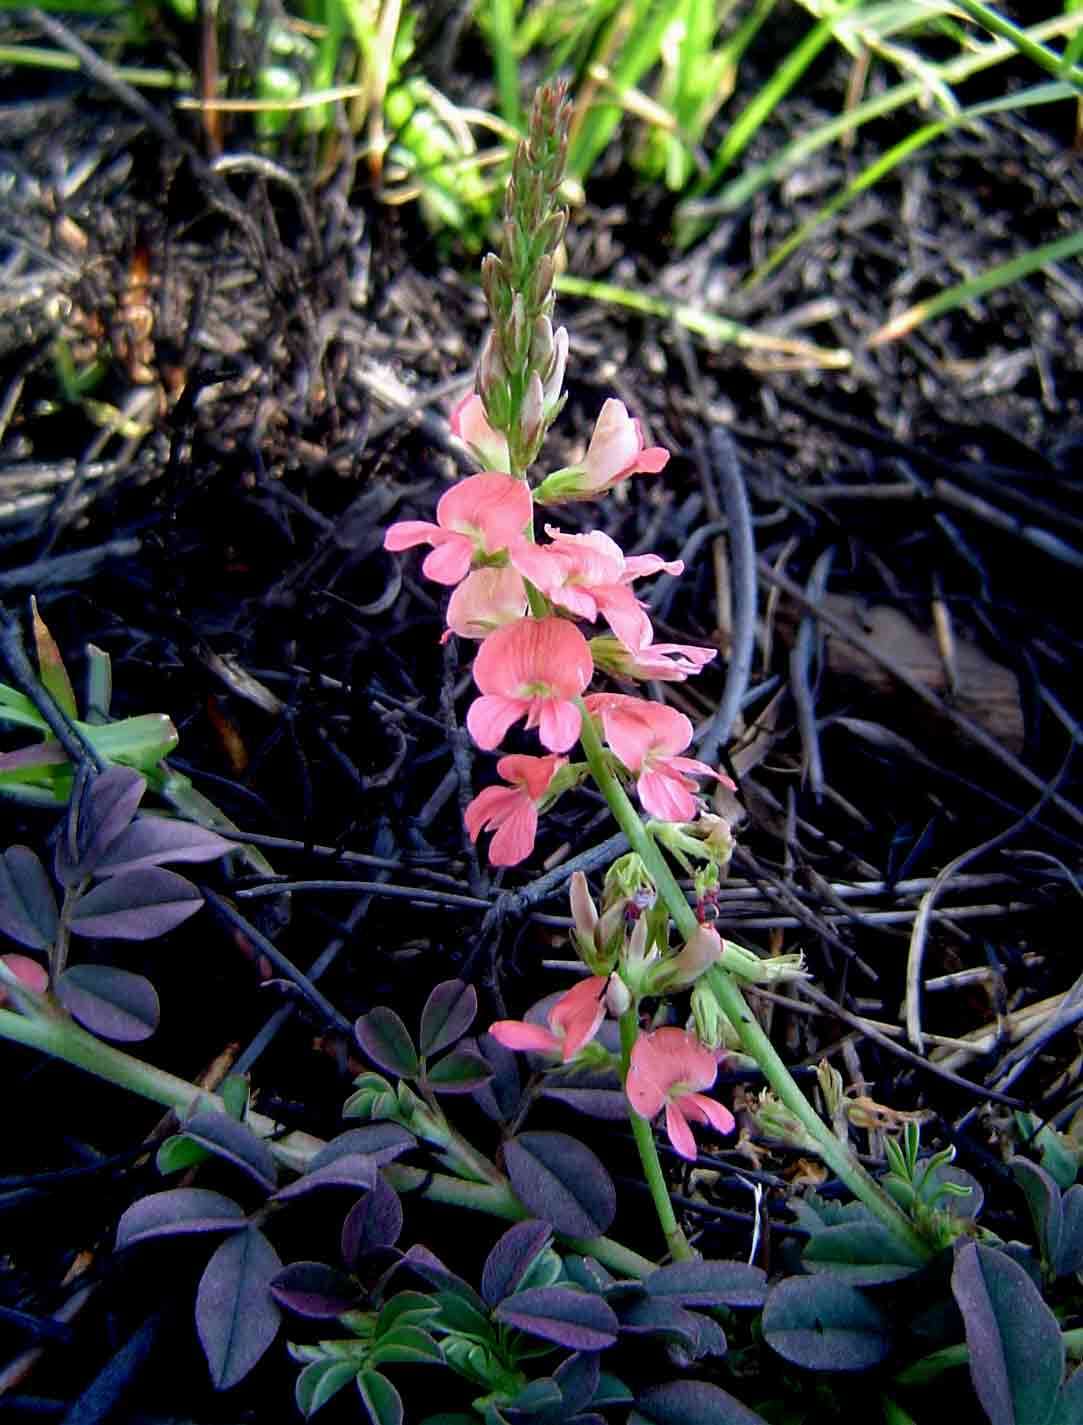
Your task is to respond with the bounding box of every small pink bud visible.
[569,871,598,941]
[520,371,545,454]
[605,975,632,1018]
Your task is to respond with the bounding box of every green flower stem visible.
[574,699,930,1261]
[384,1164,655,1280]
[618,1006,694,1262]
[0,1004,659,1278]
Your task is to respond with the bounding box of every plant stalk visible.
[575,699,930,1261]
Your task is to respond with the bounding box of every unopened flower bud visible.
[690,983,727,1051]
[537,208,567,258]
[605,974,632,1017]
[749,1092,819,1153]
[570,871,598,940]
[653,925,723,993]
[596,901,628,962]
[603,853,654,912]
[542,327,569,414]
[530,315,554,375]
[507,293,530,368]
[481,254,510,321]
[478,332,512,430]
[623,914,649,970]
[531,254,555,312]
[519,371,545,454]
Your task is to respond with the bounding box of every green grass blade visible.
[950,0,1083,88]
[683,12,1083,220]
[746,80,1076,289]
[555,273,851,368]
[868,228,1083,346]
[0,43,188,87]
[488,0,522,129]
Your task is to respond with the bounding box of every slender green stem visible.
[575,699,931,1261]
[618,1007,693,1262]
[0,1004,658,1277]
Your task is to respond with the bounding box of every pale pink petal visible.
[538,698,583,754]
[621,554,684,582]
[635,445,670,475]
[446,568,527,639]
[489,1021,561,1055]
[664,1101,699,1160]
[466,695,527,750]
[668,755,722,781]
[585,399,641,485]
[508,541,563,592]
[638,767,698,821]
[436,473,532,551]
[496,753,567,801]
[596,697,662,772]
[679,1093,736,1138]
[594,587,653,653]
[422,534,475,586]
[384,520,442,552]
[473,618,593,700]
[464,784,523,843]
[544,528,625,583]
[549,975,607,1060]
[550,586,601,623]
[450,394,511,471]
[488,800,539,866]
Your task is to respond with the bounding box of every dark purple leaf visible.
[0,846,58,950]
[56,766,145,885]
[761,1277,892,1372]
[555,1351,600,1416]
[646,1260,767,1310]
[69,867,202,940]
[116,1188,246,1248]
[482,1220,553,1306]
[196,1226,282,1390]
[357,1369,403,1425]
[630,1379,769,1425]
[419,980,478,1057]
[619,1298,704,1352]
[951,1242,1065,1425]
[273,1153,376,1201]
[562,1256,615,1295]
[504,1133,616,1239]
[55,964,159,1042]
[427,1048,493,1093]
[309,1126,414,1172]
[397,1244,486,1313]
[801,1222,925,1285]
[270,1261,362,1318]
[95,815,234,876]
[495,1286,618,1351]
[1011,1157,1063,1270]
[541,1086,630,1120]
[355,1007,419,1078]
[1050,1363,1083,1425]
[182,1105,278,1191]
[342,1176,404,1265]
[470,1032,521,1123]
[681,1311,728,1362]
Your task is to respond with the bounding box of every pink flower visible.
[383,473,531,585]
[626,1026,735,1160]
[489,975,608,1062]
[589,634,717,683]
[464,753,567,866]
[445,567,528,640]
[468,617,593,754]
[535,399,669,504]
[511,527,681,653]
[450,393,511,473]
[0,953,48,1006]
[584,693,730,821]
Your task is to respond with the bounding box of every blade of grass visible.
[681,12,1083,223]
[0,43,189,87]
[950,0,1083,88]
[555,272,851,368]
[868,227,1083,346]
[488,0,522,130]
[745,79,1076,290]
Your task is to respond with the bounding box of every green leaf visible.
[295,1358,359,1417]
[357,1369,403,1425]
[762,1277,893,1372]
[30,598,78,719]
[156,1132,211,1175]
[368,1325,443,1366]
[802,1222,926,1285]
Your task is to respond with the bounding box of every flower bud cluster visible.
[478,81,572,471]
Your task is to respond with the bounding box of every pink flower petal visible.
[664,1101,699,1161]
[637,766,699,822]
[549,975,608,1060]
[537,698,583,754]
[464,784,522,843]
[495,753,567,801]
[436,473,532,551]
[383,520,442,552]
[488,800,539,866]
[0,953,49,1004]
[446,568,527,639]
[679,1093,736,1138]
[422,535,474,585]
[473,618,593,701]
[489,1021,561,1055]
[466,695,528,750]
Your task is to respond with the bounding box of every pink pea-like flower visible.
[0,953,48,1006]
[383,472,532,586]
[589,634,717,683]
[468,617,593,754]
[450,393,511,473]
[511,527,681,653]
[626,1026,735,1161]
[445,567,528,641]
[489,975,608,1062]
[464,753,566,866]
[535,399,670,504]
[584,693,730,821]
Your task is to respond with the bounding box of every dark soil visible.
[1,10,1082,1422]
